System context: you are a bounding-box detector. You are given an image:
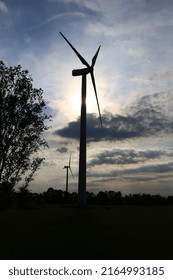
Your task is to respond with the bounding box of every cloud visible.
[54,112,142,141]
[116,162,173,180]
[54,91,173,142]
[85,0,173,36]
[35,11,86,29]
[88,148,173,167]
[54,117,80,139]
[0,1,7,12]
[52,0,101,12]
[88,161,173,179]
[56,146,68,153]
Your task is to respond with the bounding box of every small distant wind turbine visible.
[60,32,102,206]
[63,153,74,193]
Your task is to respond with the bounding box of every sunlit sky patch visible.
[1,0,173,195]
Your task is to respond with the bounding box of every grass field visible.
[0,204,173,259]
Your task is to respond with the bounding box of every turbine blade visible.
[69,167,74,179]
[90,70,103,128]
[92,45,101,67]
[69,153,71,167]
[59,32,90,68]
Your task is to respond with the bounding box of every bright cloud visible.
[0,1,7,12]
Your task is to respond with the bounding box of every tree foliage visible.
[0,61,51,188]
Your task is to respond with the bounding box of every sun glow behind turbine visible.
[71,88,99,114]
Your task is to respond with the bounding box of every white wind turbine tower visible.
[60,32,102,206]
[63,153,74,193]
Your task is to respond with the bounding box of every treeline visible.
[43,188,173,206]
[1,183,173,210]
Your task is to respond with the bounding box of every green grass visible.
[0,204,173,259]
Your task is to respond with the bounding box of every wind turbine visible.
[63,153,74,193]
[60,32,102,206]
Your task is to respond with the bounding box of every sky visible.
[1,0,173,196]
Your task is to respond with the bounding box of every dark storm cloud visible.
[88,162,173,179]
[124,173,173,183]
[54,91,173,142]
[53,111,150,141]
[56,146,68,154]
[88,149,173,167]
[55,118,80,139]
[125,162,173,174]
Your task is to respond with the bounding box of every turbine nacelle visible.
[72,68,90,76]
[63,165,69,169]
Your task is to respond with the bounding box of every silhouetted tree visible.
[113,191,123,205]
[87,191,96,204]
[0,182,14,209]
[97,191,109,204]
[17,187,31,209]
[152,194,166,205]
[167,196,173,205]
[0,61,51,189]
